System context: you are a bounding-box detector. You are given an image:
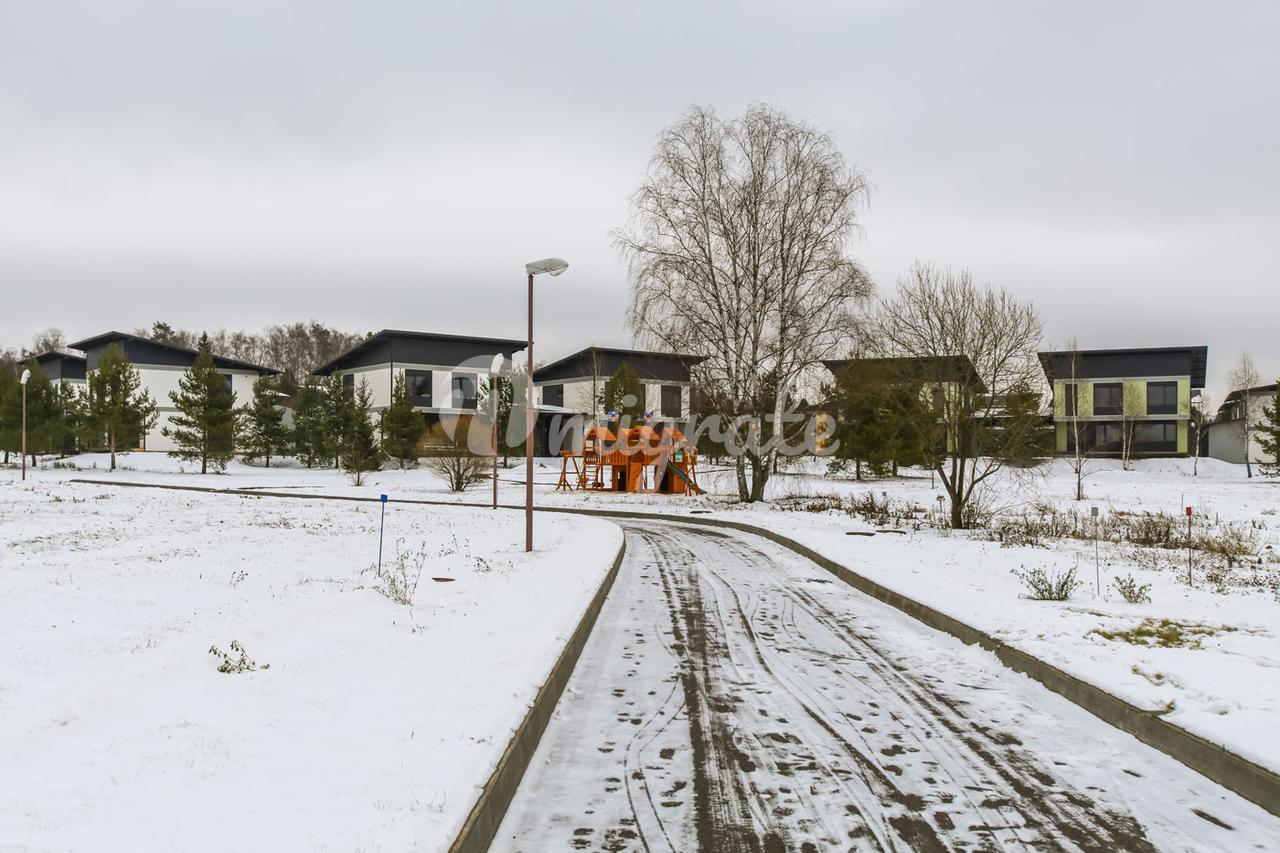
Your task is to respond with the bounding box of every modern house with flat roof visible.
[312,329,526,423]
[1206,382,1277,466]
[32,350,87,387]
[532,346,702,424]
[1038,345,1207,458]
[68,331,280,453]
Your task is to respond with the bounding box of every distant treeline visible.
[0,321,368,389]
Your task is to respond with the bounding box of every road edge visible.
[66,478,1280,819]
[446,534,627,853]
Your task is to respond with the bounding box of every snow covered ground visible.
[8,451,1280,779]
[0,470,620,850]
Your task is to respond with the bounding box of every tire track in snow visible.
[494,521,1277,852]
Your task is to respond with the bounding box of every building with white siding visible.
[311,329,526,427]
[532,346,701,425]
[68,332,280,453]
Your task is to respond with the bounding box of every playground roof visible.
[534,346,704,384]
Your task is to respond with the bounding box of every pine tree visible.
[162,334,238,474]
[320,372,354,468]
[240,375,291,468]
[1258,382,1280,478]
[49,377,84,457]
[82,344,159,471]
[379,373,423,468]
[0,362,21,463]
[600,364,646,424]
[16,360,59,465]
[291,383,327,468]
[341,378,381,485]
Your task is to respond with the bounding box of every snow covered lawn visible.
[0,474,621,851]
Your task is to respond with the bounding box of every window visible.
[222,374,233,395]
[1093,383,1122,415]
[342,373,355,400]
[1062,383,1078,416]
[451,374,477,409]
[1133,421,1177,451]
[1093,422,1125,451]
[1147,381,1177,415]
[542,384,564,408]
[661,385,681,418]
[406,369,432,407]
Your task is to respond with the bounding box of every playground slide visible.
[663,460,705,495]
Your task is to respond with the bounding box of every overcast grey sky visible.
[2,0,1277,397]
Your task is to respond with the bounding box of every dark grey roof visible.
[31,349,87,381]
[533,346,704,383]
[68,331,280,374]
[823,355,986,393]
[313,329,527,375]
[1037,346,1208,389]
[1218,382,1279,414]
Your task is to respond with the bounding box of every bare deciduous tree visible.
[1120,381,1145,472]
[1191,391,1211,476]
[620,104,872,501]
[1059,339,1094,500]
[871,263,1045,528]
[1227,352,1261,478]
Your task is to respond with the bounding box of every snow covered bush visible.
[1012,565,1080,601]
[209,641,270,674]
[1112,574,1152,604]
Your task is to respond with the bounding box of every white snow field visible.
[0,473,620,851]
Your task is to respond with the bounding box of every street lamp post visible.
[524,258,569,551]
[490,353,504,510]
[19,369,31,482]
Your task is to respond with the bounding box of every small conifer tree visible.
[379,373,423,468]
[342,378,382,485]
[320,372,354,468]
[82,344,159,471]
[163,334,238,473]
[291,383,327,468]
[1258,382,1280,478]
[240,375,292,468]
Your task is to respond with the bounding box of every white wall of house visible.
[1208,392,1276,465]
[330,363,488,414]
[535,378,689,421]
[109,365,262,453]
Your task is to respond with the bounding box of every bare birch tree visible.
[1059,339,1094,500]
[871,263,1045,528]
[1120,382,1145,471]
[1228,352,1261,478]
[619,104,872,501]
[1191,391,1210,476]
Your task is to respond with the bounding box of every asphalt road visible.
[493,522,1280,852]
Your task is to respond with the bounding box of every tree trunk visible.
[109,431,117,471]
[735,456,748,501]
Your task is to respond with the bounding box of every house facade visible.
[69,332,280,453]
[1038,346,1206,458]
[532,347,700,424]
[311,329,526,424]
[1207,382,1277,466]
[33,350,87,387]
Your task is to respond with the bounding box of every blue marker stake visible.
[378,494,388,573]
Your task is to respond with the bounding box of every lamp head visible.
[490,354,505,374]
[525,258,569,277]
[20,369,31,386]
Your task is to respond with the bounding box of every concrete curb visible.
[447,537,627,853]
[67,478,1280,819]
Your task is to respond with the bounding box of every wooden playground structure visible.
[556,421,704,495]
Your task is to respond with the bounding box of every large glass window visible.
[1093,383,1122,415]
[1147,381,1177,415]
[451,374,477,409]
[542,384,564,408]
[1134,421,1178,451]
[342,373,355,400]
[661,385,682,418]
[1095,422,1124,450]
[406,369,432,407]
